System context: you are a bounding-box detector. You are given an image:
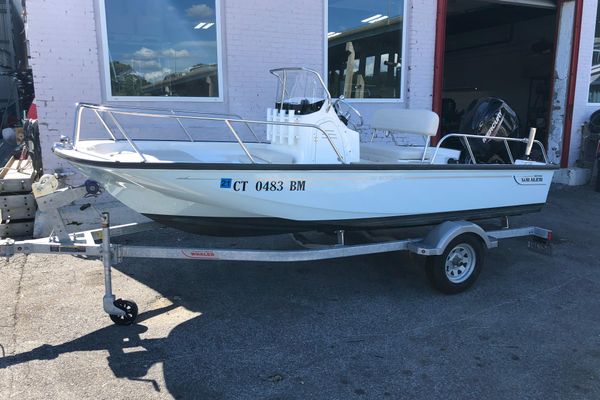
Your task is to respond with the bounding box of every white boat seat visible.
[371,109,440,136]
[360,143,461,164]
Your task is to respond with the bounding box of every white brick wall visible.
[26,0,437,172]
[27,0,103,173]
[405,0,436,110]
[224,0,324,120]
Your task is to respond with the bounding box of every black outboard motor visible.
[458,97,520,163]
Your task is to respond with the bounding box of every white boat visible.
[53,68,556,236]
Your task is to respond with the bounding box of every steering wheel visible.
[333,96,364,130]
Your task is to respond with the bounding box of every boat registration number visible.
[220,178,306,192]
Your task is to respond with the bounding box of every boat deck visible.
[65,140,463,165]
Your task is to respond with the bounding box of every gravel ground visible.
[0,184,599,399]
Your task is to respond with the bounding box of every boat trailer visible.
[0,181,553,325]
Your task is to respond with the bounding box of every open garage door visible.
[438,0,558,149]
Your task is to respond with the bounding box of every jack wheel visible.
[84,180,101,196]
[425,234,484,295]
[109,299,138,326]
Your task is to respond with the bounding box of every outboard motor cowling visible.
[458,97,520,163]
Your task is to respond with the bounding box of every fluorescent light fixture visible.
[202,22,214,29]
[327,32,341,38]
[488,0,555,9]
[361,14,382,23]
[194,22,206,29]
[368,15,388,24]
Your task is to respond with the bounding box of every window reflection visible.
[328,0,404,99]
[104,0,220,98]
[590,5,600,103]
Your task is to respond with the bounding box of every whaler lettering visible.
[521,176,543,183]
[182,250,216,258]
[514,175,544,185]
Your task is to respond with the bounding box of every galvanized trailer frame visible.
[0,184,552,325]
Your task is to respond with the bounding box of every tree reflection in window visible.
[103,0,220,98]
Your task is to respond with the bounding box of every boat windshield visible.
[270,68,331,115]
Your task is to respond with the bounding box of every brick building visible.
[24,0,600,183]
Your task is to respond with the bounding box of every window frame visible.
[98,0,224,102]
[588,2,600,105]
[324,0,408,103]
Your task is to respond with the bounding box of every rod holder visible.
[525,127,536,158]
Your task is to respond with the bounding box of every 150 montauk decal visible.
[514,175,544,185]
[220,178,306,192]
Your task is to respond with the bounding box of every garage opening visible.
[441,0,558,147]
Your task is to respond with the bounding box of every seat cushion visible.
[360,143,460,164]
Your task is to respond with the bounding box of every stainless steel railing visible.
[431,132,550,165]
[73,103,551,166]
[72,103,347,164]
[364,126,550,165]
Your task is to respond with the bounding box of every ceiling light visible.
[327,32,341,38]
[194,22,206,29]
[368,15,388,24]
[202,22,214,29]
[361,14,382,23]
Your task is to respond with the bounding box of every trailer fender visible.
[408,221,498,256]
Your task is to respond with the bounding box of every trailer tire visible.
[425,234,484,294]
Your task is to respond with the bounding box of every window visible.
[590,5,600,103]
[327,0,405,100]
[100,0,222,100]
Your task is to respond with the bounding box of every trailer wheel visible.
[425,234,484,294]
[109,299,138,326]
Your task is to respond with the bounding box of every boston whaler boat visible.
[0,67,556,324]
[53,68,557,236]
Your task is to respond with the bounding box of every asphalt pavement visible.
[0,184,600,399]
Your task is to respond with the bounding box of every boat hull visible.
[143,204,544,236]
[64,158,555,236]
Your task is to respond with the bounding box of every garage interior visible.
[441,0,558,145]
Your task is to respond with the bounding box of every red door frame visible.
[561,0,584,167]
[432,0,584,167]
[432,0,447,145]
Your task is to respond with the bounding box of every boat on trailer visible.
[53,68,557,236]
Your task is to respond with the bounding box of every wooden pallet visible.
[0,156,37,238]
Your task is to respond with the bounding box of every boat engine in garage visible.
[457,97,521,164]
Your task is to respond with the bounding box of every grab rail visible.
[73,103,347,164]
[80,103,262,144]
[431,133,550,165]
